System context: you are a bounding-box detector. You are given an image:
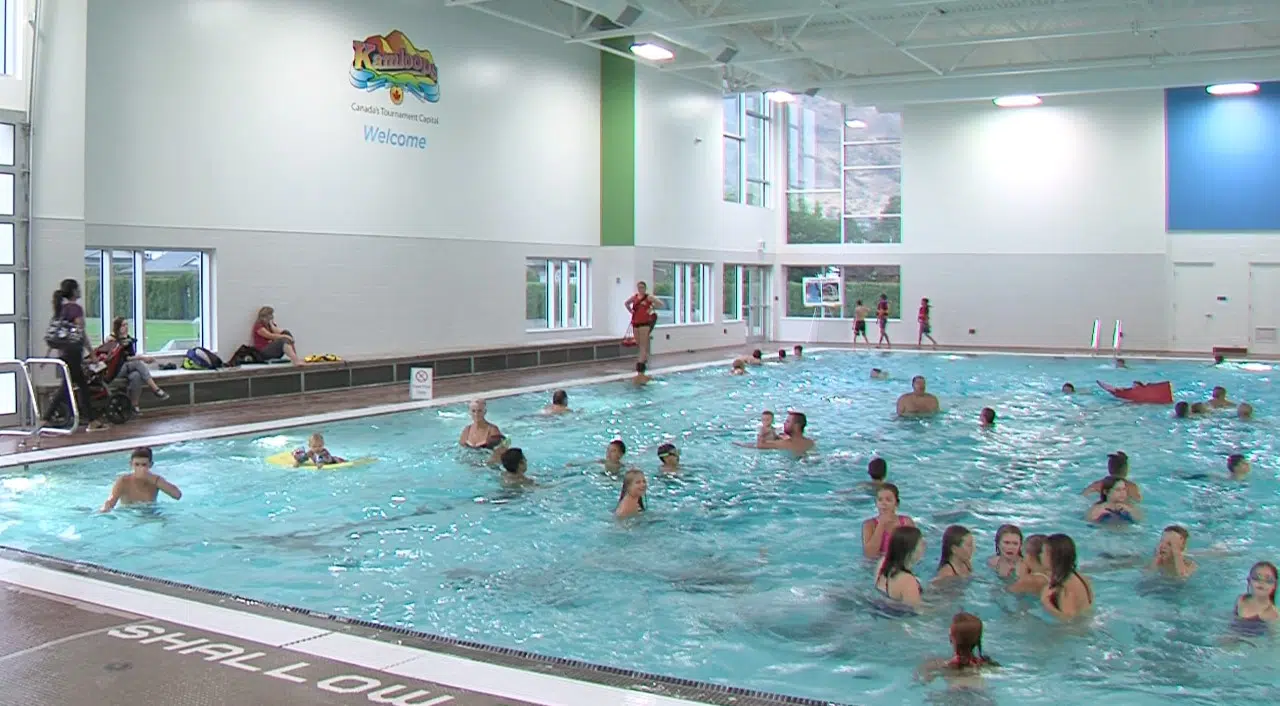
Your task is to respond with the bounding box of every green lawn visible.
[84,319,200,353]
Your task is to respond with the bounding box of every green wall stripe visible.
[599,39,635,247]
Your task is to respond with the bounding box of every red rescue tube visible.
[1097,380,1174,404]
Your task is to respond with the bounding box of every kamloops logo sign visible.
[109,624,454,705]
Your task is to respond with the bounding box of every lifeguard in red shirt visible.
[625,281,663,364]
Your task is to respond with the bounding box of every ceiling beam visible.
[661,9,1280,72]
[564,0,987,44]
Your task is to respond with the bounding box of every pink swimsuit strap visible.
[877,516,909,554]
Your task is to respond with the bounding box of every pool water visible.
[3,351,1279,705]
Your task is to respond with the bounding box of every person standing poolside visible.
[917,297,937,348]
[896,376,940,417]
[625,281,662,364]
[875,294,892,348]
[101,447,182,513]
[852,300,871,346]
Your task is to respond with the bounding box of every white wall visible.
[632,67,778,353]
[0,0,33,113]
[78,0,609,357]
[778,90,1172,351]
[1167,235,1280,354]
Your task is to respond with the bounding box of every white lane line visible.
[0,618,153,663]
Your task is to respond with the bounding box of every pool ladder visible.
[1090,320,1123,356]
[0,357,79,450]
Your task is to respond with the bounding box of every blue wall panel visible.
[1166,81,1280,232]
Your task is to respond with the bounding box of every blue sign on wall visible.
[1166,81,1280,231]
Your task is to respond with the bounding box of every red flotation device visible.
[1097,380,1174,404]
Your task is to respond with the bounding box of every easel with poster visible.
[802,276,844,343]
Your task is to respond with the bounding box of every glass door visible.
[742,266,771,342]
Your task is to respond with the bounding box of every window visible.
[1,0,16,77]
[787,96,902,243]
[83,248,212,354]
[723,93,771,207]
[652,262,713,326]
[722,265,742,321]
[785,265,901,318]
[525,258,589,331]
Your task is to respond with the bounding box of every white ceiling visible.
[446,0,1280,106]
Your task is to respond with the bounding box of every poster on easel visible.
[802,276,844,309]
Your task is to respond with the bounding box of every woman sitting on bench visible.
[252,306,305,365]
[96,317,169,409]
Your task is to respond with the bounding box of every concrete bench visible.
[135,337,637,412]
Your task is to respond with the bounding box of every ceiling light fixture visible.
[993,94,1042,108]
[845,119,868,129]
[764,90,796,103]
[1206,82,1260,96]
[629,42,674,62]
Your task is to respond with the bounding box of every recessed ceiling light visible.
[993,95,1042,108]
[764,90,796,103]
[629,42,674,62]
[845,119,868,129]
[1206,82,1259,96]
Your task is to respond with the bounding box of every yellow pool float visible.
[265,452,374,470]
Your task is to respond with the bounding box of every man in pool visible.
[1207,386,1235,409]
[755,412,814,454]
[542,389,570,415]
[568,439,630,475]
[101,446,182,513]
[897,376,940,417]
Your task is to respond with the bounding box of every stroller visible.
[43,343,136,427]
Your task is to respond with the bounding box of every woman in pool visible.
[615,469,648,518]
[1008,534,1050,595]
[874,526,925,608]
[917,612,999,686]
[935,525,974,582]
[1086,477,1142,524]
[1041,534,1094,620]
[861,483,915,558]
[1082,451,1143,502]
[1232,561,1278,631]
[459,399,504,450]
[988,524,1023,578]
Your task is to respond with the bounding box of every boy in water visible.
[499,447,535,486]
[101,446,182,513]
[1150,525,1196,578]
[293,432,346,468]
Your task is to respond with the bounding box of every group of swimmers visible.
[98,350,1278,687]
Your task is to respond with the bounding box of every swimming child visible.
[101,446,182,513]
[917,613,999,687]
[615,469,648,518]
[293,433,347,468]
[1150,525,1196,578]
[657,443,680,473]
[730,359,747,375]
[499,447,534,486]
[757,410,782,445]
[1086,476,1141,524]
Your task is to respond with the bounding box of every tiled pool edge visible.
[0,547,854,706]
[0,346,1230,469]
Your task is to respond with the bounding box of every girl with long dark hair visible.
[1040,534,1094,619]
[874,525,925,608]
[935,525,974,581]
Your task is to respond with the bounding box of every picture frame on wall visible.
[802,276,843,309]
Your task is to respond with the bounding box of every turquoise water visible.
[2,351,1279,705]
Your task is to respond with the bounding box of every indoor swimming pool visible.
[1,351,1278,705]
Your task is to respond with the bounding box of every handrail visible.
[0,357,78,443]
[1090,319,1101,355]
[1112,320,1123,354]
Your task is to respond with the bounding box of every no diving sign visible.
[410,367,434,400]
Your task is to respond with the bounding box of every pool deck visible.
[0,343,1227,705]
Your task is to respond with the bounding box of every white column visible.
[29,0,87,353]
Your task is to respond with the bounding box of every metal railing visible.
[0,357,79,449]
[1090,319,1123,356]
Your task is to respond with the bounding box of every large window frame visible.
[83,248,214,355]
[722,264,743,322]
[0,110,22,423]
[786,96,902,244]
[525,258,591,332]
[723,93,771,207]
[653,261,713,326]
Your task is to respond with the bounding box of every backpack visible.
[183,346,224,370]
